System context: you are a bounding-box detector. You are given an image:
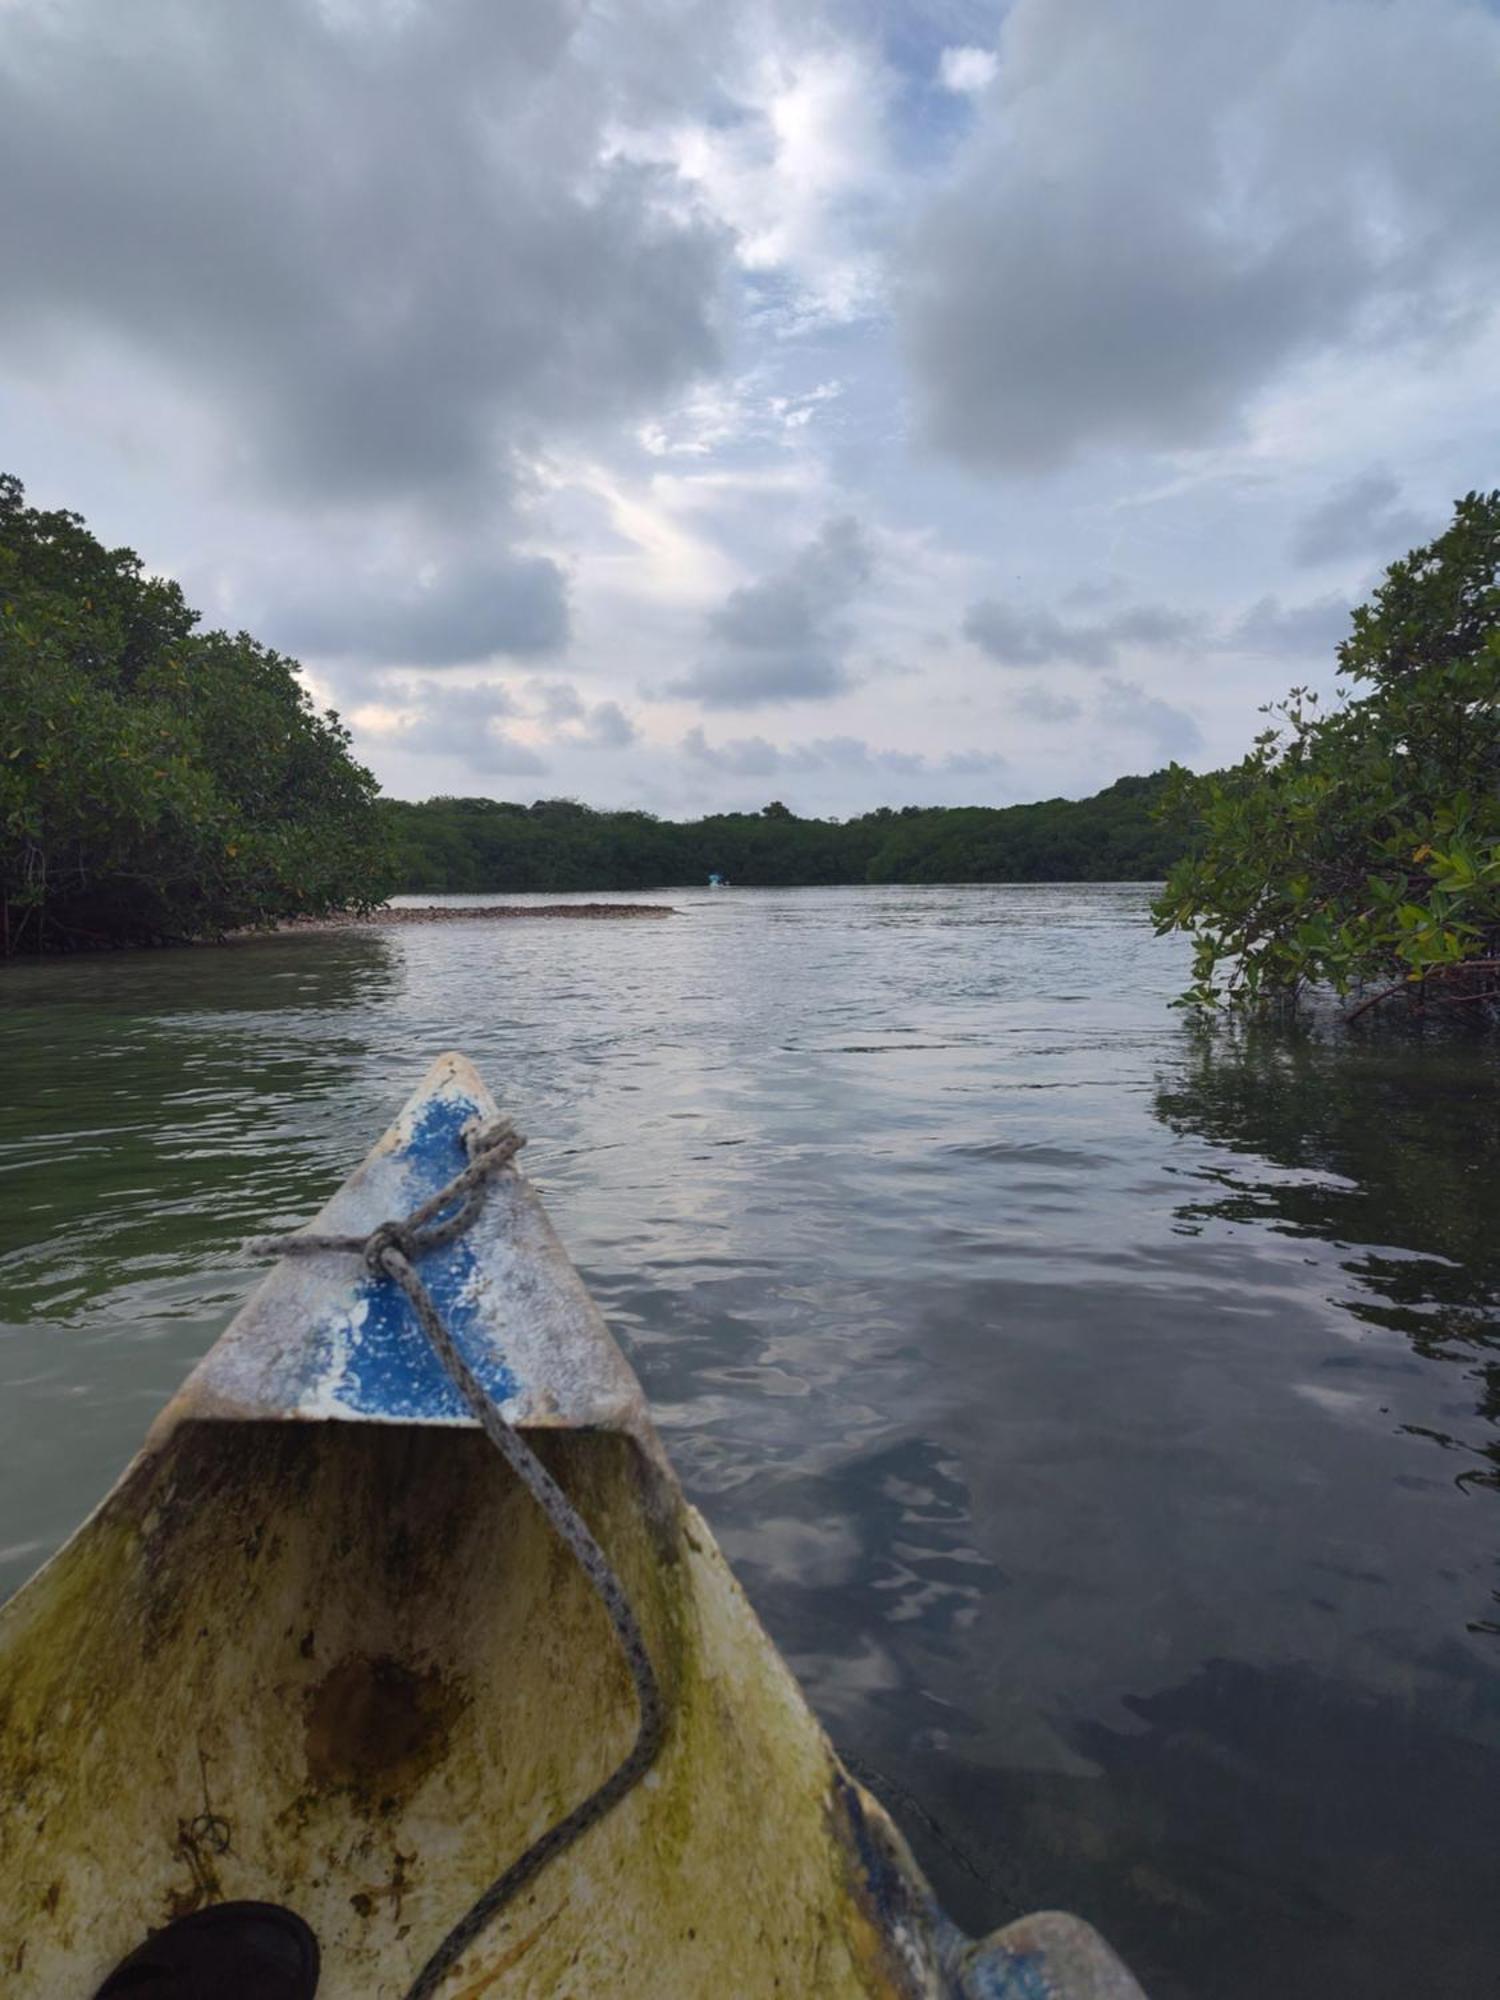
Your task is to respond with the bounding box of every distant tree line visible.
[382,773,1183,893]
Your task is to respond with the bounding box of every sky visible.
[3,0,1498,817]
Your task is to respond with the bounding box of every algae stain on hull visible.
[304,1655,466,1797]
[0,1420,943,1998]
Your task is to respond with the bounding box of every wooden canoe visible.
[0,1053,1145,1998]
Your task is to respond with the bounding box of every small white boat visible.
[0,1053,1144,1998]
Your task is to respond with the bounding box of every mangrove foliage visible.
[1,475,391,952]
[1153,491,1500,1018]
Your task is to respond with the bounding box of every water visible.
[2,883,1497,1997]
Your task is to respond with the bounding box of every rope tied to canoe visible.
[254,1116,665,1999]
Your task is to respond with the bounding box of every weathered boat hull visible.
[0,1055,1144,1998]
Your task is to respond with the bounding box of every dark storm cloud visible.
[668,516,873,708]
[273,555,569,665]
[963,598,1198,669]
[902,0,1500,471]
[0,0,728,504]
[1292,468,1427,568]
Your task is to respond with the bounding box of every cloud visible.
[964,597,1199,670]
[1063,576,1128,609]
[667,514,874,707]
[711,518,871,650]
[1291,467,1428,567]
[965,580,1361,676]
[527,679,587,725]
[1230,593,1353,657]
[271,554,568,665]
[374,680,547,774]
[520,679,636,747]
[4,0,1489,821]
[674,646,852,707]
[901,0,1500,471]
[1013,684,1084,725]
[682,725,1005,781]
[0,0,729,506]
[579,699,638,749]
[682,725,783,777]
[1096,678,1203,759]
[942,747,1009,777]
[938,47,998,95]
[625,43,894,328]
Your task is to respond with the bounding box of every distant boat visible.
[0,1055,1143,1999]
[708,871,730,888]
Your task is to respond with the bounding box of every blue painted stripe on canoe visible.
[319,1092,519,1419]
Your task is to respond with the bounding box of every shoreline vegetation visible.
[1153,490,1499,1019]
[7,472,1495,1014]
[3,474,390,955]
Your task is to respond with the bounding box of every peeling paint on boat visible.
[0,1053,1145,1999]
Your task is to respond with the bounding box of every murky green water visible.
[2,884,1497,1997]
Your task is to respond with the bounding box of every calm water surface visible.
[2,884,1497,1997]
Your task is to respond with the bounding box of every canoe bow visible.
[0,1052,1145,1999]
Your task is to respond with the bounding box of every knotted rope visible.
[254,1116,665,1999]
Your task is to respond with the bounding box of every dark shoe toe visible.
[94,1902,319,1999]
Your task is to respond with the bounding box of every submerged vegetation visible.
[1154,492,1500,1020]
[382,773,1182,893]
[1,476,391,952]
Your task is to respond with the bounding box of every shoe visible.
[93,1901,319,1997]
